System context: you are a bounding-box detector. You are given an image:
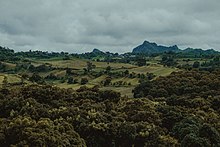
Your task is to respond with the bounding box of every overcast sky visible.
[0,0,220,53]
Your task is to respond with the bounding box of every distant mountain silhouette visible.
[132,41,219,55]
[132,41,180,54]
[182,48,218,55]
[92,48,105,54]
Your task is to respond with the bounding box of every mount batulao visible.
[132,41,180,54]
[132,40,219,55]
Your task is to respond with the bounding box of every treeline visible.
[0,46,20,62]
[0,46,79,61]
[2,45,220,71]
[0,46,146,66]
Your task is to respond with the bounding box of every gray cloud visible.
[0,0,219,53]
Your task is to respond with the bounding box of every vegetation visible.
[1,71,220,146]
[1,44,220,146]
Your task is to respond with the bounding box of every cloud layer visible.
[0,0,220,53]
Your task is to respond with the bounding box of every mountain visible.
[132,40,220,55]
[182,48,219,55]
[132,41,180,54]
[92,48,105,54]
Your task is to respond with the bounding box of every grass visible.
[93,61,136,69]
[7,75,21,83]
[100,86,135,98]
[56,83,95,90]
[111,77,139,85]
[128,64,179,76]
[30,57,179,78]
[90,75,107,85]
[54,75,139,98]
[0,75,4,84]
[57,82,135,98]
[0,74,21,85]
[36,59,86,69]
[33,58,137,70]
[30,59,179,98]
[1,57,180,97]
[2,62,16,70]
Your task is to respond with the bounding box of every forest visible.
[1,46,220,146]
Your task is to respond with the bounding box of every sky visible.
[0,0,220,53]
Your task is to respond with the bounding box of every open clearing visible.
[2,58,180,97]
[34,58,137,70]
[128,64,179,76]
[0,74,21,86]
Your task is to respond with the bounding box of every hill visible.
[1,44,220,146]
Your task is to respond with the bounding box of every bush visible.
[81,78,88,85]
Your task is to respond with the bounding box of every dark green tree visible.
[193,61,200,68]
[81,78,88,85]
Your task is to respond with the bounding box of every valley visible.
[0,41,220,146]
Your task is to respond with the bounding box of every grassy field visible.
[1,57,180,97]
[127,64,179,76]
[111,77,139,85]
[101,86,135,98]
[55,82,135,98]
[34,58,137,70]
[0,74,22,86]
[0,75,4,84]
[56,83,95,90]
[30,58,180,98]
[53,75,140,98]
[2,62,16,70]
[90,75,107,85]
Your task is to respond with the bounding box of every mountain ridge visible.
[132,40,219,54]
[132,41,180,54]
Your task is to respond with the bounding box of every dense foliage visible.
[0,84,175,146]
[1,45,220,146]
[132,70,220,146]
[133,70,220,98]
[1,70,220,146]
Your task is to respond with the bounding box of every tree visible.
[87,61,96,72]
[0,116,86,146]
[106,66,111,74]
[103,77,112,86]
[124,70,129,76]
[193,61,200,68]
[0,62,6,72]
[66,68,72,75]
[73,79,78,84]
[133,80,152,98]
[81,78,88,85]
[136,58,147,66]
[67,77,74,84]
[146,73,156,80]
[2,76,8,87]
[99,90,120,102]
[213,56,220,62]
[161,55,177,67]
[181,133,211,147]
[29,73,44,84]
